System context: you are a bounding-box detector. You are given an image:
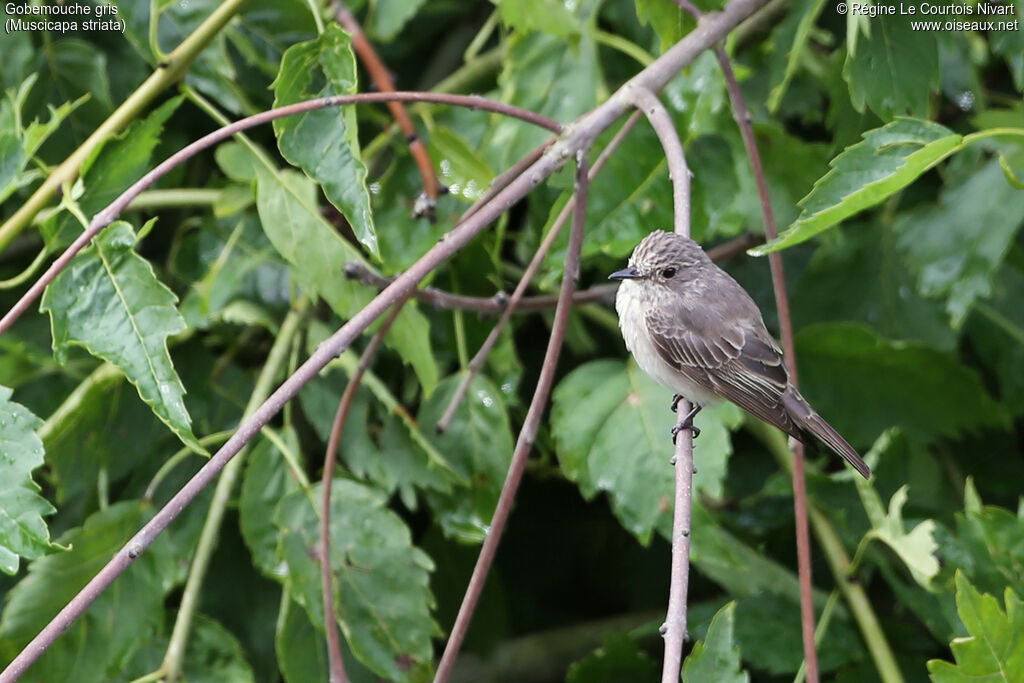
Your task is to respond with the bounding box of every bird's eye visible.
[661,267,677,279]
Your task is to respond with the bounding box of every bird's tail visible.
[781,389,871,479]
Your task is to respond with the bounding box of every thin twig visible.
[434,151,591,683]
[344,233,762,316]
[320,296,409,683]
[333,1,442,218]
[627,86,694,683]
[675,0,821,676]
[0,2,771,677]
[0,92,559,339]
[435,112,643,432]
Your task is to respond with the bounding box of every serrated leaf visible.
[927,572,1024,682]
[273,25,377,257]
[754,118,963,254]
[796,323,1008,446]
[939,488,1024,601]
[855,450,939,588]
[40,221,202,453]
[275,480,439,681]
[126,613,256,682]
[550,359,741,543]
[843,13,939,119]
[250,150,438,395]
[683,602,749,683]
[0,385,55,574]
[417,373,514,543]
[367,0,427,41]
[42,95,183,250]
[895,157,1024,327]
[0,502,175,682]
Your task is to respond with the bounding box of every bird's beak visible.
[609,266,641,280]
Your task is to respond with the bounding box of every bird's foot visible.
[670,404,702,444]
[670,394,683,413]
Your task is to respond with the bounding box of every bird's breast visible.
[614,281,720,406]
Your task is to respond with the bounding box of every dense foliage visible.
[0,0,1022,681]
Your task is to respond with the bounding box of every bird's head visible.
[608,230,706,286]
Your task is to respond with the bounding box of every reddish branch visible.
[435,112,644,433]
[0,91,559,338]
[433,152,591,683]
[675,0,819,678]
[320,296,409,683]
[0,1,772,678]
[627,85,694,683]
[333,2,442,218]
[343,233,761,315]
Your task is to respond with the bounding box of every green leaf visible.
[894,157,1024,327]
[965,258,1024,415]
[551,359,741,543]
[490,16,600,168]
[0,502,175,682]
[368,0,427,41]
[418,373,514,543]
[938,489,1024,601]
[855,463,940,588]
[635,0,689,53]
[277,595,330,683]
[42,95,183,250]
[426,125,495,202]
[240,431,304,577]
[754,118,963,254]
[796,323,1008,446]
[126,613,256,682]
[40,221,202,454]
[927,572,1024,682]
[767,0,828,113]
[273,25,377,257]
[989,2,1024,91]
[497,0,581,38]
[566,634,659,682]
[250,150,438,395]
[793,221,955,350]
[275,480,439,681]
[843,13,939,119]
[0,75,85,205]
[682,602,749,683]
[0,386,55,574]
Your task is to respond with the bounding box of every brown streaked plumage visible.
[610,230,870,479]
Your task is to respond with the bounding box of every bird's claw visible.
[670,419,700,443]
[670,394,683,413]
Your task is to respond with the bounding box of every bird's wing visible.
[645,297,800,438]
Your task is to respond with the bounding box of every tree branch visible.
[434,151,591,683]
[435,112,644,433]
[674,0,821,676]
[627,86,694,683]
[342,233,761,315]
[0,91,560,338]
[0,2,772,677]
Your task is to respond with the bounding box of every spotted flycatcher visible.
[610,230,871,479]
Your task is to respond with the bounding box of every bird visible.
[609,230,871,479]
